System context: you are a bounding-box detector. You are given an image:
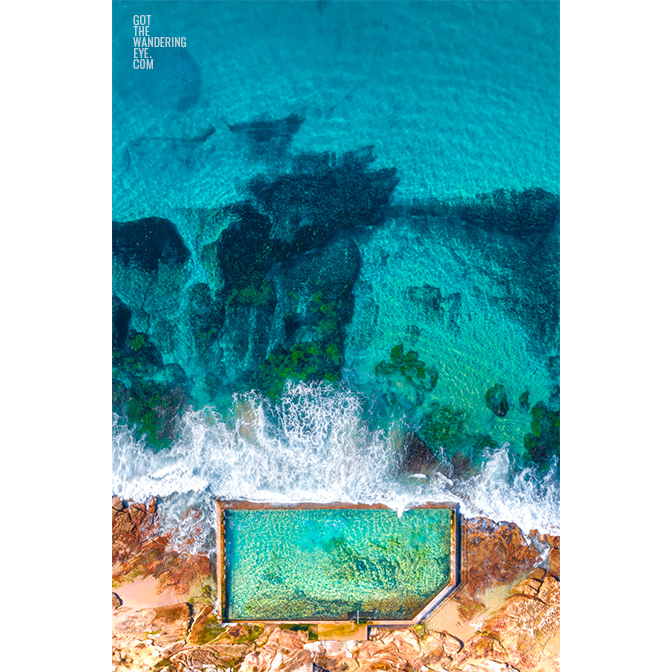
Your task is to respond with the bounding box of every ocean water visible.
[225,507,454,621]
[112,1,560,558]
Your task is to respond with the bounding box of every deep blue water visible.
[112,1,560,550]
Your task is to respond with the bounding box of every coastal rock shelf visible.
[112,497,559,672]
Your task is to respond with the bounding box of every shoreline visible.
[113,496,559,671]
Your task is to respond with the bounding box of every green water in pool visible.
[224,507,454,621]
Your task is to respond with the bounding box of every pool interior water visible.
[224,507,454,621]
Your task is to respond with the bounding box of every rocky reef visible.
[113,498,559,672]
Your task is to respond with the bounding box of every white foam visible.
[112,381,559,554]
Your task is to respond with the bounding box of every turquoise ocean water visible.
[112,1,560,560]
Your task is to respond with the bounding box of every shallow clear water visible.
[225,507,453,621]
[112,1,560,555]
[112,1,559,219]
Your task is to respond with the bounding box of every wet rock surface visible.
[112,499,559,672]
[112,497,212,596]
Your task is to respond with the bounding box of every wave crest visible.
[113,381,559,554]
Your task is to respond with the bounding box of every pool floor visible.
[221,505,456,622]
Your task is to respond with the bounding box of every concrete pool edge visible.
[214,500,461,626]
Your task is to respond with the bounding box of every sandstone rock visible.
[186,605,214,645]
[509,578,541,598]
[113,499,211,596]
[461,518,542,599]
[352,638,409,671]
[467,582,559,672]
[454,595,487,622]
[239,649,264,672]
[112,606,188,670]
[378,629,421,658]
[417,634,447,666]
[438,631,463,657]
[417,630,462,667]
[150,603,192,649]
[454,632,507,666]
[174,642,252,671]
[458,661,520,671]
[548,548,560,578]
[528,567,546,582]
[113,592,123,609]
[537,574,560,606]
[236,627,308,672]
[170,646,224,670]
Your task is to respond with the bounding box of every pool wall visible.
[214,500,460,626]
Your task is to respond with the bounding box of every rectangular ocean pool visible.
[216,502,458,623]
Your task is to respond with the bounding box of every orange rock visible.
[548,548,560,578]
[461,518,542,599]
[112,498,211,596]
[510,577,542,598]
[461,578,560,672]
[455,632,507,663]
[537,574,559,606]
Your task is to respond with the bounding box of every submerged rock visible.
[418,403,467,454]
[485,383,509,418]
[399,432,442,476]
[113,217,190,274]
[249,145,398,252]
[225,112,304,158]
[407,284,444,319]
[114,378,188,452]
[112,295,132,353]
[458,187,559,244]
[252,237,362,397]
[518,389,531,411]
[524,401,560,467]
[376,343,439,394]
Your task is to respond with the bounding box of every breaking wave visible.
[112,381,559,555]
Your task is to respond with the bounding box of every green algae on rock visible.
[524,401,560,467]
[485,383,509,418]
[375,343,439,393]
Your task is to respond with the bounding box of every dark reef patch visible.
[407,284,444,320]
[113,295,132,353]
[248,145,398,252]
[113,217,190,273]
[485,383,509,418]
[225,112,304,158]
[458,187,559,245]
[252,237,361,398]
[113,377,188,452]
[211,202,278,292]
[376,343,439,393]
[524,402,560,468]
